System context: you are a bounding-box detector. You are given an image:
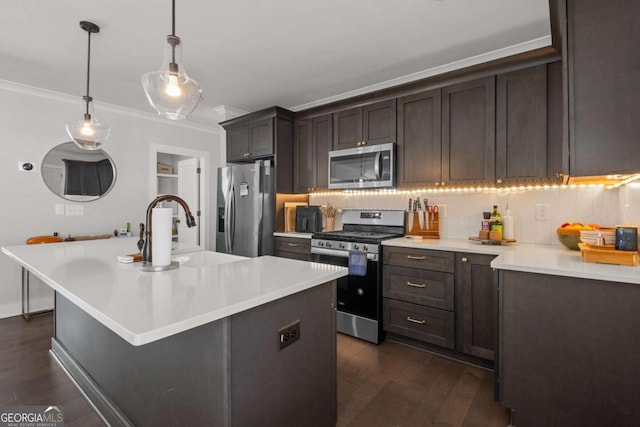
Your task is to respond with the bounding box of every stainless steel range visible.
[311,209,405,344]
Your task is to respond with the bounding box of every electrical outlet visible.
[65,205,84,216]
[278,320,300,350]
[535,204,549,221]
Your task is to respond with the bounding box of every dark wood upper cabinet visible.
[442,77,496,187]
[456,253,496,361]
[221,107,293,164]
[567,0,640,176]
[294,114,332,193]
[496,64,548,185]
[220,107,294,193]
[333,99,396,150]
[397,89,442,188]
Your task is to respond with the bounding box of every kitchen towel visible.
[152,207,173,267]
[348,250,367,276]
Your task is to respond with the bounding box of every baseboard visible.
[51,338,134,427]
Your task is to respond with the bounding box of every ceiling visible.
[1,1,551,128]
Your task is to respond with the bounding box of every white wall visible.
[311,185,638,245]
[0,81,221,319]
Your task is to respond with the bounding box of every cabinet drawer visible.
[274,250,311,262]
[383,265,454,310]
[383,299,454,349]
[383,246,454,273]
[274,237,311,255]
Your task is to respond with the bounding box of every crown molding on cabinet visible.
[289,36,552,112]
[214,105,249,123]
[0,78,219,135]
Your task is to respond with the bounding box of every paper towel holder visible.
[140,194,197,272]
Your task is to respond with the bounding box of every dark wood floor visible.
[0,314,509,426]
[337,334,510,427]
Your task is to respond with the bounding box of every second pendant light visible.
[141,0,202,120]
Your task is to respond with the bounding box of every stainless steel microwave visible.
[328,143,395,190]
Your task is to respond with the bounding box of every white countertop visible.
[2,238,347,346]
[383,237,640,285]
[273,232,313,239]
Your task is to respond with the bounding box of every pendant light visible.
[141,0,202,120]
[66,21,110,151]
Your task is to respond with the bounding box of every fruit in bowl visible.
[556,222,600,250]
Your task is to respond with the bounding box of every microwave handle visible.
[374,151,381,180]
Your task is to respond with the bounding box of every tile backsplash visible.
[310,185,640,246]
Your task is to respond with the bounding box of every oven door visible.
[311,248,380,320]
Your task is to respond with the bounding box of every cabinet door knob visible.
[496,178,503,184]
[434,182,440,187]
[361,140,367,146]
[441,181,446,186]
[461,257,469,263]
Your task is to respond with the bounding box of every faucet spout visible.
[141,195,197,263]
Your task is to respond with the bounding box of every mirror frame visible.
[41,142,117,202]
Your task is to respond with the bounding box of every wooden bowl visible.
[556,227,581,250]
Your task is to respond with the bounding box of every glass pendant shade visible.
[141,37,202,120]
[66,99,110,150]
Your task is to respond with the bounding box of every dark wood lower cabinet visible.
[498,270,640,426]
[456,253,497,361]
[274,236,311,261]
[382,248,496,366]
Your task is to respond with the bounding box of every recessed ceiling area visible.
[1,1,550,127]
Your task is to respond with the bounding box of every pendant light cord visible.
[171,0,177,66]
[85,29,92,116]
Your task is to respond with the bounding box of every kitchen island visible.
[2,238,348,427]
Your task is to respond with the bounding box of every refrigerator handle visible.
[224,185,231,253]
[229,185,236,252]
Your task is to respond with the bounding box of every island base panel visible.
[53,280,337,427]
[54,293,228,427]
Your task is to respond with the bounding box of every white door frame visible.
[149,143,210,252]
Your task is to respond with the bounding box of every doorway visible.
[149,144,209,253]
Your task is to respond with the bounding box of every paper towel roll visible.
[152,207,173,267]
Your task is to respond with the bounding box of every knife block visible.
[405,211,440,239]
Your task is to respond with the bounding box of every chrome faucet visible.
[140,195,197,263]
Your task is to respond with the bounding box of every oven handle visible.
[311,247,378,261]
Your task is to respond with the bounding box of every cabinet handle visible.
[406,317,426,325]
[406,255,426,261]
[288,243,301,247]
[406,281,426,288]
[461,257,468,263]
[496,178,503,184]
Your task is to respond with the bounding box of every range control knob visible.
[318,241,324,247]
[353,244,359,250]
[326,242,332,248]
[339,243,346,249]
[363,245,368,252]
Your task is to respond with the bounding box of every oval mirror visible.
[41,142,116,201]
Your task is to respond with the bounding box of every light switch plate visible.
[278,320,300,350]
[65,205,84,216]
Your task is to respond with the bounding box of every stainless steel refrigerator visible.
[216,160,275,257]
